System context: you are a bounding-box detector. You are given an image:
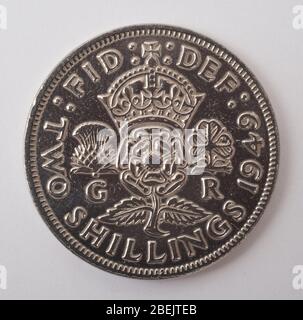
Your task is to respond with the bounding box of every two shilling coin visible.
[25,25,279,279]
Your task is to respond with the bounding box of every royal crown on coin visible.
[98,41,205,129]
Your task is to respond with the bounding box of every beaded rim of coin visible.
[25,25,279,279]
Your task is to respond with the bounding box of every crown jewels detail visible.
[98,41,205,129]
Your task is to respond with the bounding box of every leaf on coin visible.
[159,196,214,226]
[98,196,151,226]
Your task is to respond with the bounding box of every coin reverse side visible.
[25,25,279,279]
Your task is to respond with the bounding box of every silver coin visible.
[25,25,279,279]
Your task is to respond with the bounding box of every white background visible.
[0,0,302,300]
